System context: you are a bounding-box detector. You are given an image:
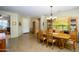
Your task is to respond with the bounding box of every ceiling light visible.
[47,6,57,20]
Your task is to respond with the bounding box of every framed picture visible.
[12,21,16,25]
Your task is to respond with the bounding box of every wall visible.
[0,10,23,38]
[10,14,19,38]
[30,17,40,33]
[22,17,31,33]
[40,16,47,31]
[18,15,23,36]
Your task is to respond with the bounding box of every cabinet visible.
[0,39,6,52]
[0,32,6,52]
[68,16,78,42]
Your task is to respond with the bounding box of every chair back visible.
[47,29,53,40]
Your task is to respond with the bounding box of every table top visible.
[53,33,70,39]
[42,32,70,39]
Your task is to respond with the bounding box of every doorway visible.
[32,18,40,34]
[0,15,11,39]
[32,21,36,34]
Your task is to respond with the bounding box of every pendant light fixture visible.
[47,6,53,29]
[50,6,53,20]
[47,6,57,20]
[47,6,53,20]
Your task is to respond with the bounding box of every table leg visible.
[73,41,76,51]
[61,39,64,49]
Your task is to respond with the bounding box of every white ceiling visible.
[0,6,78,17]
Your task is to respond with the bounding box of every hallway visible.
[6,34,79,52]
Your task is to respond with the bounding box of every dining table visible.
[42,32,70,49]
[52,33,70,49]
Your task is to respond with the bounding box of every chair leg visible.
[52,40,55,49]
[46,41,48,47]
[52,42,54,49]
[62,39,64,49]
[59,39,64,49]
[42,40,44,45]
[58,39,61,48]
[73,41,76,52]
[56,40,58,47]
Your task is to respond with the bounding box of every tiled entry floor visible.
[7,34,79,52]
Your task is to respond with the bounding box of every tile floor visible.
[6,34,79,52]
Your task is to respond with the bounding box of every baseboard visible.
[23,32,30,34]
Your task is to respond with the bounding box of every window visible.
[0,20,8,29]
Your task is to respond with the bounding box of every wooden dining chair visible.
[40,31,47,44]
[37,30,47,43]
[52,30,64,49]
[37,31,41,42]
[46,29,56,48]
[64,39,76,51]
[37,31,43,42]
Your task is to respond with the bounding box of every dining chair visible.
[46,29,56,48]
[40,31,47,44]
[64,39,76,51]
[37,31,43,42]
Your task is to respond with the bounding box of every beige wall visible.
[40,16,47,31]
[18,16,23,36]
[10,14,19,38]
[30,17,40,33]
[22,17,31,33]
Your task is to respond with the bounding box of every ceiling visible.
[0,6,78,17]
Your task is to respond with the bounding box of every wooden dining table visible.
[53,33,70,40]
[43,32,70,40]
[52,33,70,49]
[42,32,70,49]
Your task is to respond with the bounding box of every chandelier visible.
[47,6,57,20]
[50,6,53,19]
